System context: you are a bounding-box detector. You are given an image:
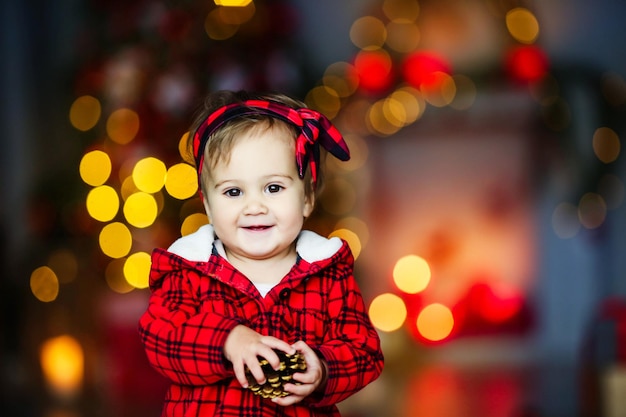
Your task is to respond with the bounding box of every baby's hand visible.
[223,325,295,388]
[271,341,327,407]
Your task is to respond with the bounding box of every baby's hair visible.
[187,90,326,200]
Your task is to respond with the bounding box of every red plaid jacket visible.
[138,225,384,417]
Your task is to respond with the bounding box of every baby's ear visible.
[303,191,315,219]
[202,196,212,221]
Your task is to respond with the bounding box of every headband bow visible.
[192,99,350,188]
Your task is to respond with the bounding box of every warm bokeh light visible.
[369,293,408,332]
[506,8,540,44]
[165,163,198,200]
[350,16,387,50]
[578,192,607,229]
[204,8,239,40]
[323,61,359,98]
[69,95,101,131]
[86,185,120,222]
[420,71,456,107]
[552,202,581,239]
[353,49,394,93]
[329,228,362,260]
[40,335,84,399]
[124,252,151,289]
[416,303,454,342]
[389,86,425,125]
[181,212,210,236]
[120,175,139,200]
[178,132,194,164]
[505,45,549,83]
[592,126,621,163]
[402,51,451,90]
[366,98,402,136]
[305,86,341,120]
[393,255,431,294]
[123,192,158,228]
[30,266,59,302]
[334,216,370,248]
[382,0,420,22]
[469,283,524,323]
[106,108,140,144]
[99,222,133,258]
[47,249,78,284]
[79,150,112,186]
[133,157,167,194]
[215,0,253,8]
[385,20,420,53]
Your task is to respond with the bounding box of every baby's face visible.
[202,125,314,264]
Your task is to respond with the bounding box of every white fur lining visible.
[167,224,343,263]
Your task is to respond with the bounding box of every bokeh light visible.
[181,212,210,236]
[369,293,407,332]
[393,255,431,294]
[86,185,120,222]
[578,192,607,229]
[105,259,135,294]
[505,45,549,83]
[506,8,540,44]
[40,335,84,399]
[99,222,133,258]
[353,49,394,94]
[106,108,140,144]
[592,126,620,164]
[69,95,101,131]
[165,163,198,200]
[30,266,59,302]
[416,303,454,342]
[382,0,420,22]
[133,157,167,194]
[123,192,158,228]
[350,16,387,50]
[79,150,112,186]
[124,252,152,289]
[329,228,362,260]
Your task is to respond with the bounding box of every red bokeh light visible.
[505,45,549,83]
[402,51,451,90]
[353,50,395,94]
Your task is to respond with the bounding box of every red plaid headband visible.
[192,99,350,188]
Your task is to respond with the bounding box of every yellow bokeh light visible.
[99,222,133,259]
[390,87,425,125]
[369,293,407,332]
[181,212,210,236]
[329,228,362,260]
[179,132,194,164]
[421,72,456,107]
[165,163,198,200]
[133,157,167,193]
[506,7,539,44]
[79,150,112,186]
[30,266,59,302]
[69,95,101,132]
[123,192,158,228]
[350,16,387,50]
[323,61,359,98]
[382,0,420,22]
[120,175,139,201]
[417,303,454,342]
[204,8,239,40]
[335,216,370,248]
[367,99,402,136]
[593,126,621,164]
[124,252,151,289]
[215,0,253,8]
[578,193,607,229]
[40,335,84,399]
[105,259,135,294]
[393,254,431,294]
[86,185,119,222]
[106,108,140,145]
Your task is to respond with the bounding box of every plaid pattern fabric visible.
[192,100,350,188]
[138,233,383,417]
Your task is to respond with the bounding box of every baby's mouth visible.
[244,225,271,231]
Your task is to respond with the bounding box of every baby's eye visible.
[224,188,242,197]
[266,184,283,194]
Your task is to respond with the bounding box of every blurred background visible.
[1,0,626,416]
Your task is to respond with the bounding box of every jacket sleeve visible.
[138,249,242,386]
[308,266,384,407]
